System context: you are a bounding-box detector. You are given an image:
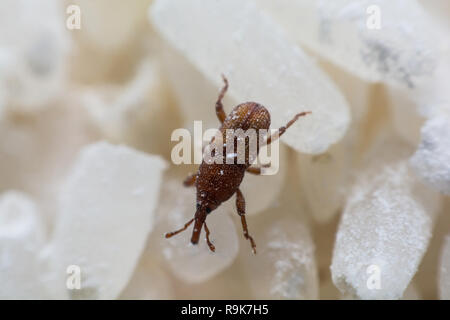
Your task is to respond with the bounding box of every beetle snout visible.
[190,216,204,245]
[191,233,200,245]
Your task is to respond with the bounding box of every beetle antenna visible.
[204,221,215,252]
[165,218,194,239]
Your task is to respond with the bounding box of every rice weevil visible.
[165,75,310,254]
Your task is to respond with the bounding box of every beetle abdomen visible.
[222,102,271,131]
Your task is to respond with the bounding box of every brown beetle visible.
[165,75,310,254]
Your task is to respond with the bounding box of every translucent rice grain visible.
[81,59,179,158]
[74,0,152,52]
[240,168,319,299]
[0,191,61,299]
[50,142,167,299]
[297,142,351,223]
[410,112,450,195]
[386,86,425,147]
[331,139,441,299]
[150,0,350,154]
[439,235,450,299]
[160,43,232,132]
[156,180,239,284]
[120,255,173,300]
[0,0,70,112]
[239,143,288,216]
[241,218,318,299]
[257,0,441,87]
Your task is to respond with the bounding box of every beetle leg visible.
[203,222,216,252]
[246,163,271,175]
[236,188,257,254]
[215,74,228,123]
[265,111,311,145]
[246,167,262,175]
[165,218,194,238]
[183,173,197,187]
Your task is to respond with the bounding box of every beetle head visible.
[190,201,218,245]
